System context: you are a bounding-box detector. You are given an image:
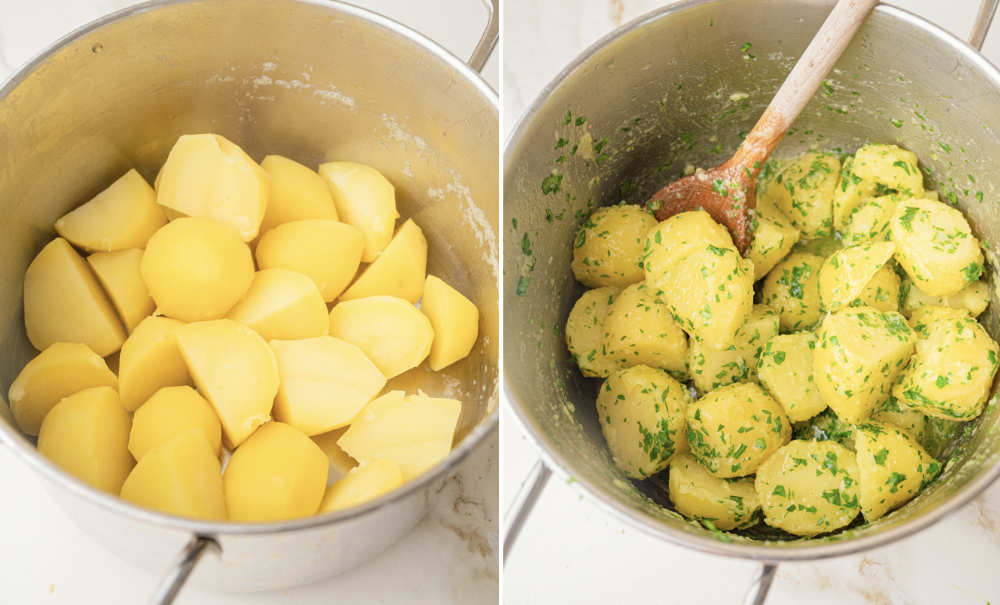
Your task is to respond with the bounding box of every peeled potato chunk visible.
[902,279,989,318]
[328,296,434,379]
[571,205,657,287]
[602,282,688,378]
[54,169,166,252]
[565,287,623,378]
[270,336,386,435]
[129,386,222,460]
[224,422,328,522]
[855,422,940,521]
[319,161,399,262]
[338,390,461,481]
[175,319,279,448]
[688,305,778,392]
[420,275,479,371]
[37,386,134,493]
[854,264,901,313]
[255,219,365,302]
[118,316,192,412]
[226,269,328,340]
[259,155,338,232]
[87,249,155,332]
[141,217,254,321]
[8,342,117,436]
[757,333,827,423]
[761,252,824,332]
[340,219,428,303]
[669,453,760,530]
[155,134,270,241]
[120,430,226,520]
[818,241,895,312]
[749,212,800,281]
[313,428,358,476]
[319,460,404,513]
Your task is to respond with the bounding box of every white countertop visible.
[0,1,498,604]
[503,1,1000,603]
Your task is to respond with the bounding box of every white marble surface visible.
[0,1,498,604]
[503,1,1000,604]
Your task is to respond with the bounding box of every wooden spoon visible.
[649,0,879,254]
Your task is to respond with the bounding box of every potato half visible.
[328,296,434,379]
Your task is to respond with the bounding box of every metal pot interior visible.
[504,0,1000,558]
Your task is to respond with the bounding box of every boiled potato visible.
[890,197,984,297]
[855,422,940,521]
[902,279,989,318]
[853,143,923,197]
[595,365,688,479]
[270,336,386,435]
[259,154,338,232]
[328,296,433,379]
[8,342,117,436]
[643,210,732,283]
[155,134,270,241]
[319,161,398,262]
[340,219,427,303]
[818,241,895,312]
[841,195,897,244]
[686,382,790,478]
[224,422,328,521]
[793,408,856,450]
[755,440,860,536]
[571,205,656,287]
[668,453,759,530]
[768,152,839,238]
[749,212,800,281]
[120,429,226,520]
[892,306,999,420]
[118,316,192,412]
[421,275,480,371]
[54,169,166,251]
[872,396,929,445]
[338,390,461,481]
[761,252,824,331]
[688,305,778,392]
[757,332,827,422]
[175,319,279,448]
[128,386,222,460]
[565,287,623,378]
[87,249,154,331]
[24,238,126,356]
[319,460,404,513]
[602,282,688,377]
[37,386,133,493]
[854,264,901,313]
[226,269,328,340]
[813,306,916,423]
[141,217,254,322]
[313,427,358,476]
[832,156,874,230]
[255,219,365,302]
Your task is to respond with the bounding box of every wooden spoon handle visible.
[727,0,879,175]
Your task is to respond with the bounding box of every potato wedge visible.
[319,161,398,262]
[757,332,827,423]
[118,316,192,412]
[54,169,166,251]
[328,296,433,379]
[602,282,688,378]
[255,219,365,302]
[818,241,895,312]
[668,454,759,530]
[571,205,657,287]
[761,252,824,332]
[749,212,800,281]
[259,155,338,232]
[319,460,404,513]
[420,275,479,371]
[340,219,427,303]
[87,248,155,331]
[855,422,940,521]
[129,386,222,460]
[226,269,328,340]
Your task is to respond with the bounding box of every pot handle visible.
[742,563,778,605]
[148,535,217,605]
[970,0,999,50]
[467,0,499,72]
[502,458,552,562]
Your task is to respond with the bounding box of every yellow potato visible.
[761,252,824,332]
[54,169,166,251]
[818,241,895,312]
[854,264,901,313]
[118,316,192,412]
[87,249,155,332]
[902,278,989,318]
[340,219,427,303]
[833,156,875,230]
[319,460,404,513]
[259,155,338,232]
[769,152,839,238]
[270,336,386,435]
[872,396,929,445]
[668,453,759,530]
[757,332,827,423]
[224,422,329,522]
[643,210,732,284]
[8,342,117,436]
[571,205,657,287]
[602,282,688,378]
[24,238,126,356]
[565,287,624,378]
[140,217,255,322]
[855,422,940,521]
[748,212,800,281]
[155,134,270,241]
[312,427,358,476]
[128,386,222,460]
[841,195,898,244]
[37,386,134,493]
[688,305,778,392]
[255,219,365,302]
[420,275,479,371]
[852,143,924,197]
[175,319,279,448]
[120,429,226,520]
[338,391,461,481]
[328,296,433,379]
[319,161,399,262]
[226,269,328,340]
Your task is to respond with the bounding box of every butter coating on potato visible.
[259,155,338,232]
[255,219,365,302]
[118,316,192,412]
[328,296,434,379]
[128,386,222,460]
[571,205,656,287]
[319,161,399,263]
[340,219,428,303]
[87,248,155,332]
[319,460,404,513]
[420,275,480,371]
[226,269,329,340]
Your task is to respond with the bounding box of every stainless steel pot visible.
[0,0,499,601]
[504,0,1000,601]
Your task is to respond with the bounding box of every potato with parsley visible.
[872,396,929,445]
[686,382,790,478]
[596,365,688,479]
[643,210,733,279]
[757,332,827,422]
[852,143,924,197]
[755,440,860,536]
[668,453,759,530]
[813,306,915,423]
[602,282,688,377]
[687,305,778,392]
[854,264,901,313]
[818,241,895,313]
[901,278,989,318]
[748,212,800,281]
[565,287,622,378]
[890,197,984,297]
[841,195,898,244]
[855,422,940,521]
[792,408,856,451]
[761,252,823,331]
[571,205,656,287]
[768,152,838,238]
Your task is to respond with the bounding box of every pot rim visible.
[503,0,1000,562]
[0,0,499,536]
